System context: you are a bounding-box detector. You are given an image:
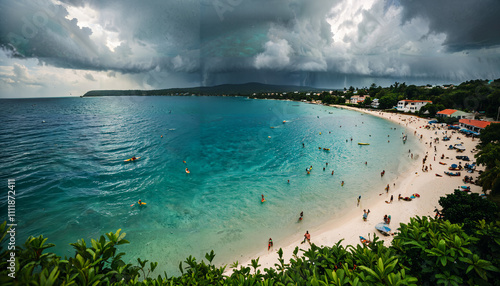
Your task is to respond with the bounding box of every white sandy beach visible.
[229,106,484,273]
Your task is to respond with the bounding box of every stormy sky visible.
[1,0,499,97]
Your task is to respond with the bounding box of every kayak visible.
[358,143,370,145]
[124,157,141,162]
[359,236,370,245]
[130,202,147,206]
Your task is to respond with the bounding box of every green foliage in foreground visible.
[1,217,499,285]
[438,190,499,233]
[476,123,500,196]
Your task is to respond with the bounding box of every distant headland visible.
[82,82,322,97]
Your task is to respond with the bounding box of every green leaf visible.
[358,265,381,281]
[440,256,447,267]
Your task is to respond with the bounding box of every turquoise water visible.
[0,96,419,275]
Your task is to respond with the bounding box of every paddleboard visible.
[124,157,141,162]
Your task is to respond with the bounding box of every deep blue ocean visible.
[0,96,419,275]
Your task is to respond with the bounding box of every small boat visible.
[124,157,141,162]
[444,171,461,176]
[359,236,370,245]
[358,143,370,145]
[375,223,391,236]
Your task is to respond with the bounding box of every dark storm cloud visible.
[0,0,159,73]
[399,0,500,52]
[1,0,499,91]
[0,0,336,75]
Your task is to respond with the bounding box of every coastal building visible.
[436,109,473,119]
[458,119,499,133]
[348,95,370,104]
[396,100,432,112]
[371,98,379,109]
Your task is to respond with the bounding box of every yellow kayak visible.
[130,202,147,206]
[358,143,370,145]
[124,157,141,162]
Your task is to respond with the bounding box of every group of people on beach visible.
[383,214,391,224]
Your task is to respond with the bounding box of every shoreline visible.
[228,104,484,273]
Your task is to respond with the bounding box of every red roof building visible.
[458,119,499,133]
[436,109,457,116]
[436,109,473,119]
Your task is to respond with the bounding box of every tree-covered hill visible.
[82,82,321,97]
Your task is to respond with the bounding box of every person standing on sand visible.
[363,209,370,221]
[390,195,393,203]
[302,231,311,245]
[357,196,361,206]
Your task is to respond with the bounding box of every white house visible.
[348,95,370,104]
[396,100,432,112]
[371,98,379,108]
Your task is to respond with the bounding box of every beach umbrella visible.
[451,164,458,168]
